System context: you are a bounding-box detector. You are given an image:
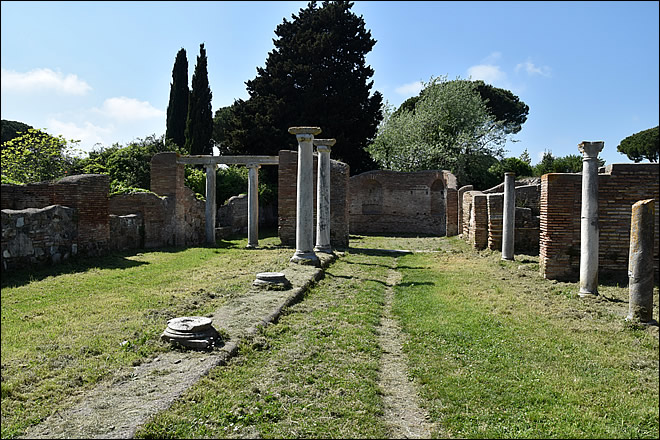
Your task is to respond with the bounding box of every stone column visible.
[501,172,515,260]
[626,199,656,324]
[289,126,322,265]
[205,163,216,245]
[313,138,335,253]
[578,141,604,297]
[246,163,261,249]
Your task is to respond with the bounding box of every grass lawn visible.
[2,232,658,438]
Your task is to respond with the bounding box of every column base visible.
[501,255,514,261]
[246,243,259,249]
[625,315,658,326]
[290,250,320,267]
[314,244,333,254]
[578,288,599,298]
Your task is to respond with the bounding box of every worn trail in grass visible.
[135,248,435,439]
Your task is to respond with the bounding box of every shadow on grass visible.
[1,250,152,288]
[347,247,413,258]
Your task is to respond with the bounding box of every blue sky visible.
[1,1,658,166]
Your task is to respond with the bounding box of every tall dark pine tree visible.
[223,0,383,174]
[165,48,189,151]
[185,43,213,156]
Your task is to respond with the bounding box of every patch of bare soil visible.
[377,259,440,439]
[20,259,331,439]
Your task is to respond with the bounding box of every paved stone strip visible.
[378,258,436,438]
[21,255,335,439]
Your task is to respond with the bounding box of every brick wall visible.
[457,185,473,236]
[487,193,503,251]
[539,163,659,281]
[1,174,110,261]
[278,150,350,248]
[349,170,458,236]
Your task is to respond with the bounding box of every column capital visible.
[578,141,604,158]
[314,138,336,153]
[288,126,322,142]
[245,162,261,170]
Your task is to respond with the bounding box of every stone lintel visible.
[288,126,322,139]
[177,156,279,166]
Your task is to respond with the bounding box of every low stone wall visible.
[349,169,458,236]
[109,213,144,251]
[278,150,350,248]
[218,194,248,234]
[464,183,541,254]
[539,163,659,281]
[2,205,77,271]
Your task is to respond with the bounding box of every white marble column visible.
[289,126,322,265]
[626,199,656,324]
[314,138,335,253]
[246,162,261,249]
[578,141,604,297]
[205,163,216,245]
[501,172,515,260]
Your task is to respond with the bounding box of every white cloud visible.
[395,81,424,97]
[97,97,165,121]
[45,118,113,149]
[482,51,502,64]
[0,67,92,95]
[515,60,551,77]
[466,64,507,85]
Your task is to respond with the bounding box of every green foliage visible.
[533,150,605,176]
[185,43,213,156]
[1,128,80,183]
[212,105,233,149]
[72,134,180,190]
[472,80,529,134]
[1,119,33,144]
[617,126,659,163]
[519,148,531,165]
[221,0,383,176]
[166,48,190,151]
[216,165,248,205]
[109,181,157,196]
[488,157,534,182]
[184,165,206,199]
[368,76,510,188]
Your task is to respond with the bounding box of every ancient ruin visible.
[313,138,336,254]
[626,199,657,324]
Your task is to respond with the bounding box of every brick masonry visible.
[278,149,350,248]
[349,170,458,236]
[539,163,659,281]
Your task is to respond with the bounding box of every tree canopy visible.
[220,0,383,175]
[616,126,659,163]
[367,76,513,188]
[166,48,189,151]
[185,43,213,156]
[1,119,33,145]
[1,128,79,184]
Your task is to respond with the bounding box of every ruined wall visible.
[457,185,473,236]
[278,150,350,248]
[109,213,144,252]
[217,194,248,235]
[465,183,541,254]
[1,205,77,271]
[1,174,111,270]
[108,193,176,249]
[349,170,458,236]
[540,163,660,281]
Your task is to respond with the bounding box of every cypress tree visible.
[222,0,383,174]
[165,48,189,151]
[185,43,213,156]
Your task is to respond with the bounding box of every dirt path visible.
[378,258,437,439]
[20,260,330,439]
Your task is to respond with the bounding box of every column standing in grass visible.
[314,138,335,254]
[578,141,604,297]
[289,127,322,266]
[246,162,261,249]
[626,199,657,324]
[205,163,216,244]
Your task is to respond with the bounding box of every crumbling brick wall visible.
[1,174,111,266]
[349,170,458,236]
[540,163,659,281]
[278,150,350,248]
